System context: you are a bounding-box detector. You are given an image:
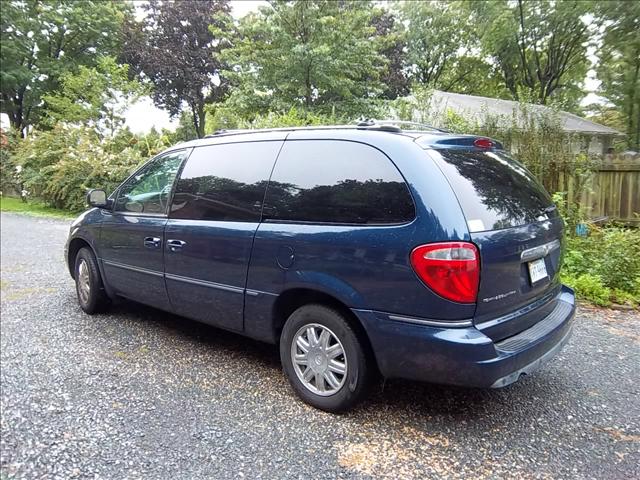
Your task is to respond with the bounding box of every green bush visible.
[561,226,640,306]
[13,125,147,211]
[562,273,612,307]
[205,105,347,134]
[597,228,640,292]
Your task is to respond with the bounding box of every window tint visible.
[114,150,185,215]
[170,141,282,222]
[431,149,555,232]
[263,140,415,224]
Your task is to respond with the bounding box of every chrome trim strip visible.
[520,239,561,261]
[245,289,278,297]
[102,259,164,277]
[164,273,244,294]
[388,314,473,328]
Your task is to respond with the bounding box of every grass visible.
[0,196,78,219]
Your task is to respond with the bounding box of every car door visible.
[99,149,188,311]
[164,140,284,332]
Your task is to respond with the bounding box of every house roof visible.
[426,90,623,136]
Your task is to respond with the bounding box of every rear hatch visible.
[428,147,563,340]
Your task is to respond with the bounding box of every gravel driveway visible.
[1,212,639,479]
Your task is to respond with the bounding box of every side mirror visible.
[87,189,109,208]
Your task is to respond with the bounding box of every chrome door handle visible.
[167,239,187,252]
[144,237,161,249]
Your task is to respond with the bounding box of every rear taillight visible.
[410,242,480,303]
[473,138,494,149]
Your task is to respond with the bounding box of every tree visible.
[371,10,409,100]
[395,1,471,89]
[597,1,640,150]
[390,1,507,99]
[122,0,233,138]
[472,0,594,108]
[221,0,387,118]
[42,57,142,136]
[0,0,129,137]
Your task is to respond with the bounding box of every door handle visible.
[144,237,161,249]
[167,239,187,252]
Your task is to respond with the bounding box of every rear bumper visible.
[354,285,576,388]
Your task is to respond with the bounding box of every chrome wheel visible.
[290,323,348,396]
[77,259,91,305]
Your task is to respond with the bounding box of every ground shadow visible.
[102,299,570,420]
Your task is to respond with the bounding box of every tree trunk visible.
[7,109,25,138]
[191,102,206,139]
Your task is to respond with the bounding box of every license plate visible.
[528,258,548,284]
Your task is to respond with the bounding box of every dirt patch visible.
[598,427,640,443]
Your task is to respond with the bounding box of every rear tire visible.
[74,247,110,314]
[280,304,372,413]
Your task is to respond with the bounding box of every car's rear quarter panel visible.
[244,131,477,342]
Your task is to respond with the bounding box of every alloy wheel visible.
[290,323,348,396]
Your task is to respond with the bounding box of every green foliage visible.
[469,0,594,109]
[391,1,507,98]
[561,227,640,306]
[596,1,640,150]
[0,0,131,135]
[238,108,344,129]
[394,1,468,88]
[220,0,387,119]
[11,125,170,211]
[597,228,640,292]
[42,57,143,135]
[563,273,612,307]
[0,129,22,196]
[203,105,346,134]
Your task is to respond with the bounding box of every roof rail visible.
[204,129,248,138]
[356,118,449,133]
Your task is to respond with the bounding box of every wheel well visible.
[272,288,378,370]
[67,238,91,279]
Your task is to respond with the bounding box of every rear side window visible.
[430,149,555,232]
[170,141,281,222]
[263,140,415,224]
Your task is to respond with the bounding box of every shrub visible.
[596,227,640,292]
[563,273,612,307]
[561,226,640,306]
[13,125,146,211]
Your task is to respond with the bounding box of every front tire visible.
[74,247,110,314]
[280,304,372,413]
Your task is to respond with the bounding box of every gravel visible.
[1,212,639,479]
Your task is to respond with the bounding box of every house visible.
[401,90,624,156]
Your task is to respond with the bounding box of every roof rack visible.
[199,121,449,140]
[204,129,248,138]
[356,118,449,133]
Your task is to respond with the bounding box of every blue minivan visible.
[65,122,576,412]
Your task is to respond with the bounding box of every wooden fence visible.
[565,154,640,226]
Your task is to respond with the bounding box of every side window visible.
[114,150,186,215]
[263,140,415,224]
[170,141,282,222]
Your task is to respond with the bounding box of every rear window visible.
[263,140,415,224]
[430,149,554,232]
